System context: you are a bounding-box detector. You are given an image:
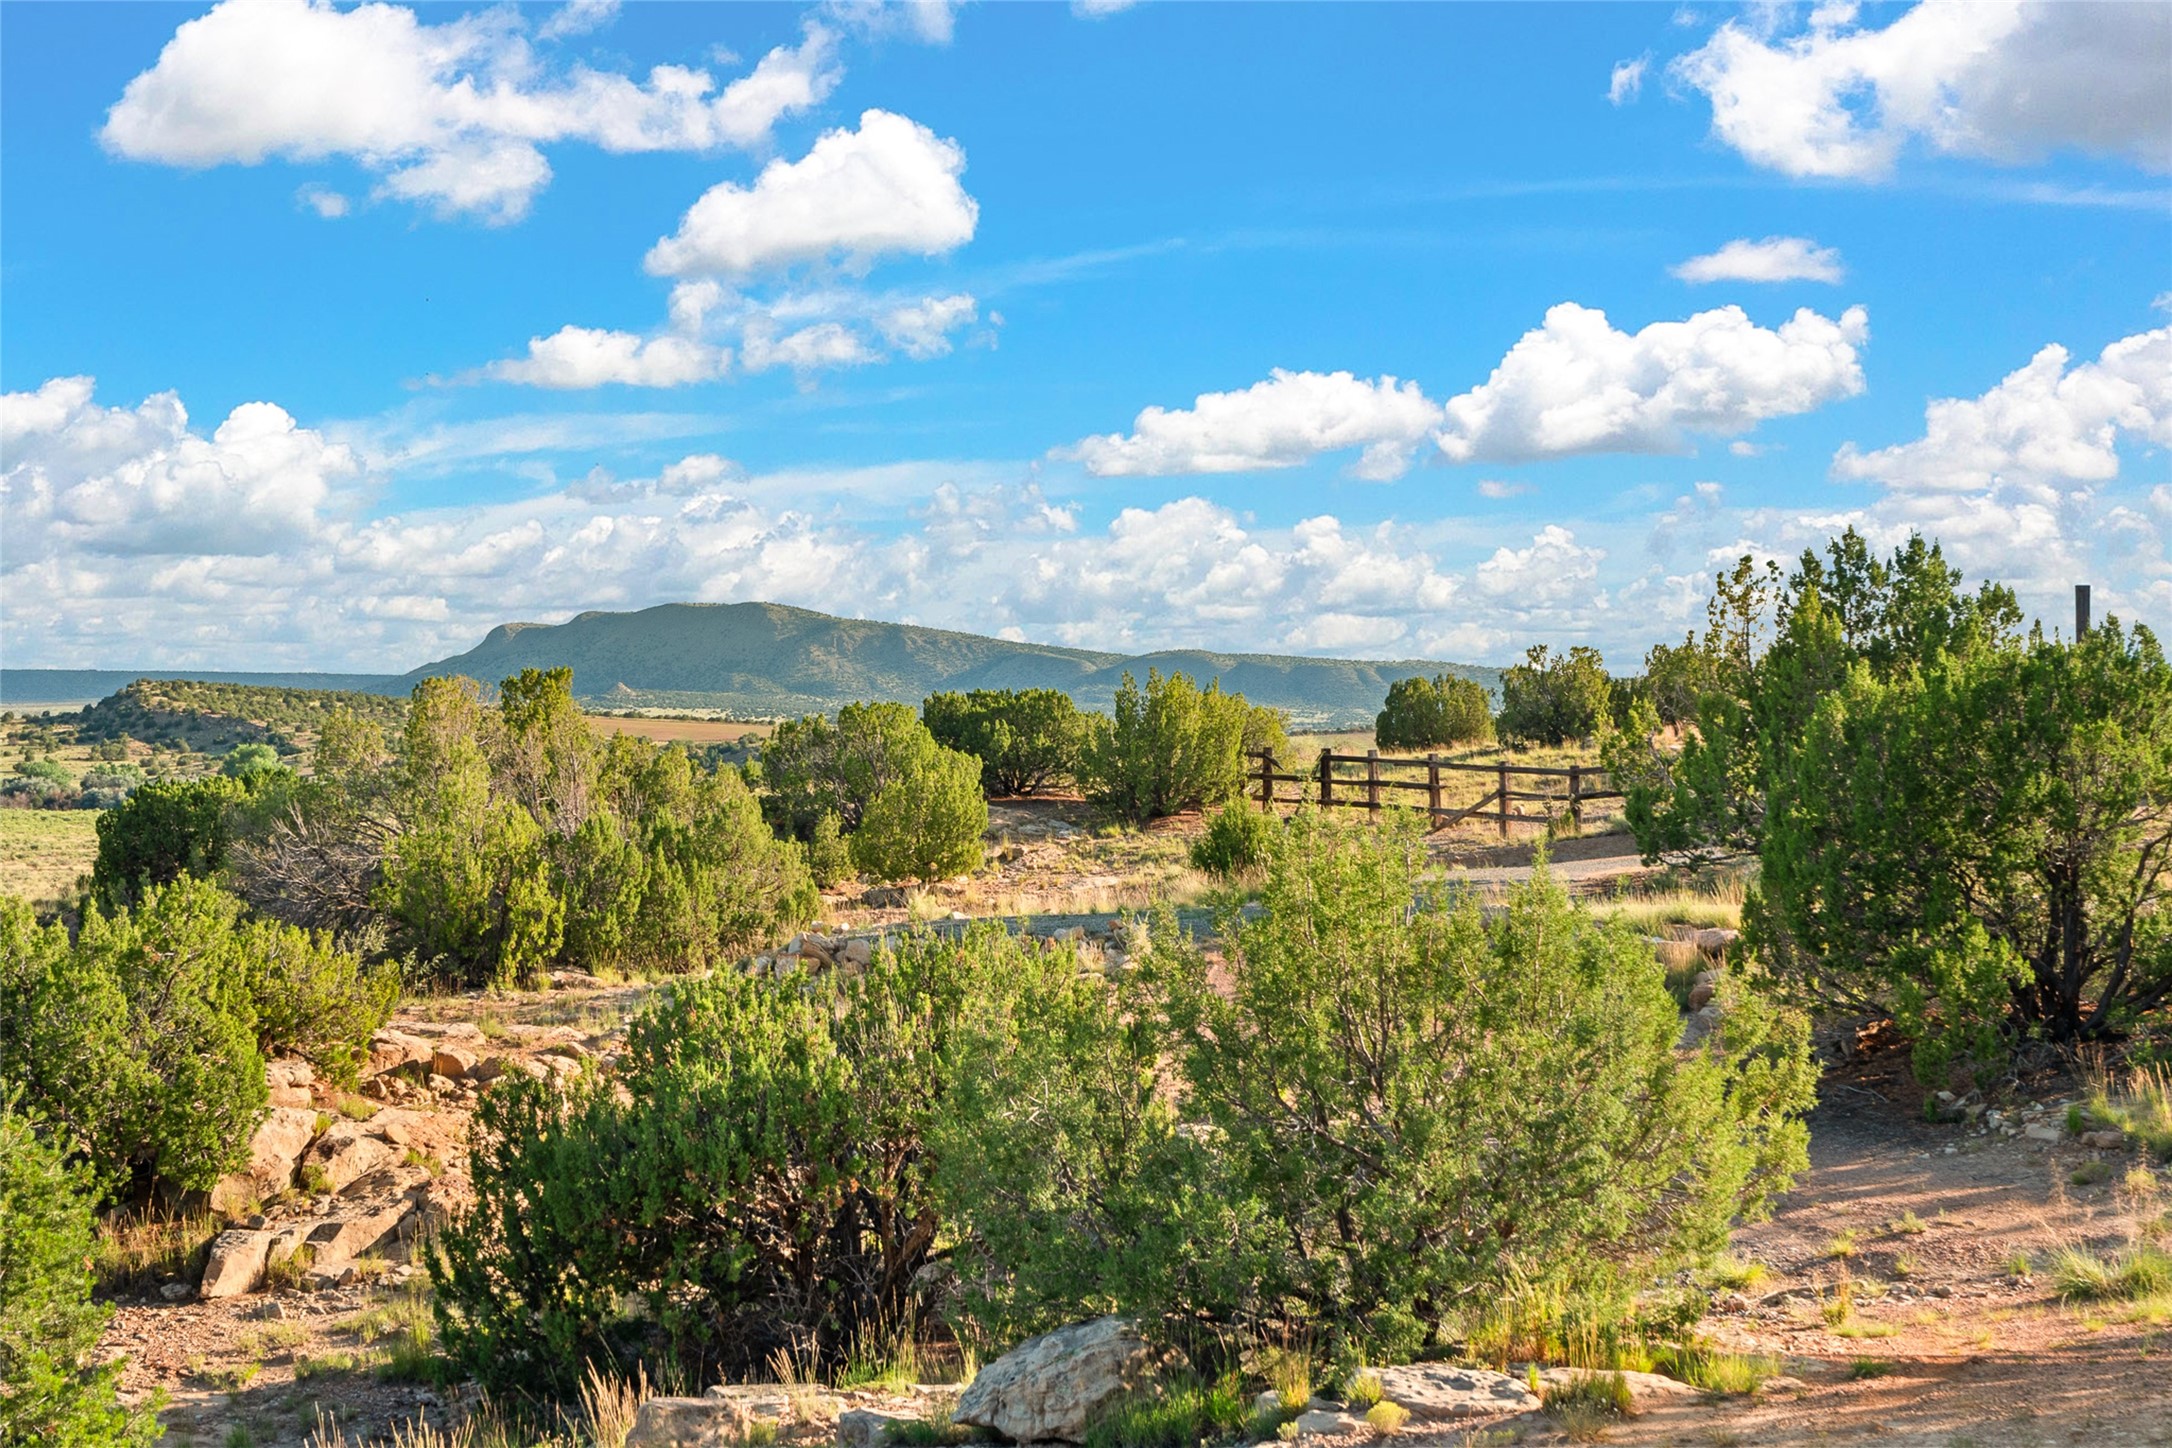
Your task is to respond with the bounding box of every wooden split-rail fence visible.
[1249,747,1621,836]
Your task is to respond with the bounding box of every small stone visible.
[2081,1130,2126,1150]
[159,1280,193,1301]
[2024,1122,2064,1142]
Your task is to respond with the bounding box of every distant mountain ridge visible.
[399,602,1498,728]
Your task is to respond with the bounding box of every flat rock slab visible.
[627,1399,750,1448]
[1292,1409,1366,1437]
[953,1316,1151,1443]
[1534,1368,1699,1406]
[1372,1365,1539,1419]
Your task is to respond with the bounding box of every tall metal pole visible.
[2076,584,2091,639]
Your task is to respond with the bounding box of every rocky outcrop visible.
[209,1106,324,1214]
[952,1316,1151,1443]
[1371,1365,1540,1420]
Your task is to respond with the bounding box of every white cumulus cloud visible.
[1672,236,1844,284]
[1608,54,1648,105]
[483,326,731,388]
[1833,326,2172,492]
[877,294,980,360]
[1065,369,1445,481]
[1436,302,1869,462]
[100,0,842,222]
[645,109,978,278]
[2,376,359,558]
[1674,0,2172,181]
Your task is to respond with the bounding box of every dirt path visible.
[1537,1064,2172,1446]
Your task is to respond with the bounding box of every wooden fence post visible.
[1568,764,1582,829]
[1426,754,1441,820]
[1318,747,1334,808]
[1497,759,1511,838]
[1366,749,1380,811]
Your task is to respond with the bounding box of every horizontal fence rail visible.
[1249,748,1621,836]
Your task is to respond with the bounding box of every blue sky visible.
[4,0,2168,671]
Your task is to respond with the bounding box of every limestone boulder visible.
[368,1029,435,1076]
[1371,1365,1539,1421]
[1534,1368,1699,1408]
[303,1200,415,1270]
[431,1045,479,1080]
[625,1399,744,1448]
[199,1230,276,1298]
[209,1106,322,1213]
[836,1408,916,1448]
[627,1387,818,1448]
[952,1316,1151,1443]
[1687,970,1720,1011]
[306,1119,399,1193]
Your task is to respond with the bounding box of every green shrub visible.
[0,878,388,1196]
[807,810,853,889]
[0,885,265,1197]
[0,1096,162,1448]
[372,671,814,987]
[1081,671,1250,823]
[12,759,73,786]
[1750,614,2172,1074]
[760,702,939,839]
[434,926,1062,1396]
[924,689,1089,797]
[220,743,286,781]
[241,911,397,1084]
[1242,705,1291,766]
[90,775,245,908]
[851,746,988,884]
[1188,805,1279,879]
[1496,645,1611,748]
[937,811,1816,1364]
[1375,675,1495,751]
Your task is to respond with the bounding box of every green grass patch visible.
[93,1207,223,1295]
[1698,1253,1768,1291]
[2050,1243,2172,1302]
[2086,1066,2172,1158]
[1082,1374,1252,1448]
[1651,1342,1778,1396]
[1543,1372,1632,1443]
